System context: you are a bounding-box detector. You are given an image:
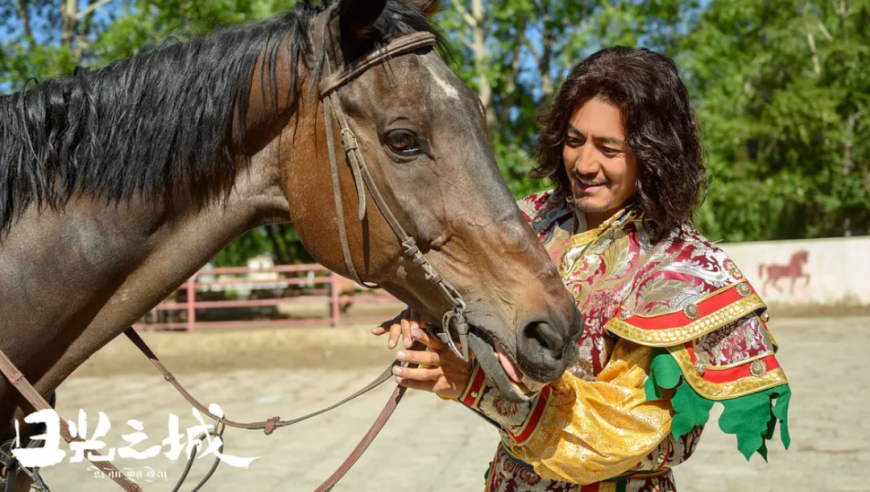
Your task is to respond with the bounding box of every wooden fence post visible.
[186,275,196,332]
[330,272,341,327]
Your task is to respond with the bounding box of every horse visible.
[0,1,584,488]
[759,250,811,295]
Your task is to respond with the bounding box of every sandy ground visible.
[27,315,870,491]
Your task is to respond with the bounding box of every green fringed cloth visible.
[646,348,791,460]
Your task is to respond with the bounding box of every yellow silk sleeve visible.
[510,339,673,485]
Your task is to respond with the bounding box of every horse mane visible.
[0,0,445,231]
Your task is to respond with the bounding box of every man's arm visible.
[458,339,673,485]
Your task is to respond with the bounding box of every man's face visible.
[562,96,638,220]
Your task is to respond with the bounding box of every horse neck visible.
[0,147,291,442]
[0,26,317,440]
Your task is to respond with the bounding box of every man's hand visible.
[373,309,472,399]
[372,308,421,349]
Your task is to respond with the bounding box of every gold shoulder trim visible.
[668,344,788,401]
[605,282,766,347]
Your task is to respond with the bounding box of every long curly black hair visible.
[532,46,706,243]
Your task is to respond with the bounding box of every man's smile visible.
[573,176,611,195]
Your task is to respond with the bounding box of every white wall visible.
[721,236,870,306]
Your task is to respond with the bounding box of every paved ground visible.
[35,316,869,491]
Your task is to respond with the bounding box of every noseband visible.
[316,24,471,361]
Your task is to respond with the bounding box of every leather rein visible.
[0,16,473,492]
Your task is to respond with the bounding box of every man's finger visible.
[373,313,399,337]
[393,365,440,381]
[375,311,405,348]
[388,320,403,349]
[395,349,440,367]
[400,313,415,349]
[409,326,447,351]
[395,377,437,393]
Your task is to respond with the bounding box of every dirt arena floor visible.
[32,314,868,491]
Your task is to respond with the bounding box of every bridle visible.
[0,10,474,492]
[315,12,471,361]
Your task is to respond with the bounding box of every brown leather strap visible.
[323,90,366,287]
[0,349,143,492]
[124,327,419,492]
[318,32,437,97]
[313,384,407,492]
[123,328,398,432]
[315,15,471,361]
[0,326,411,492]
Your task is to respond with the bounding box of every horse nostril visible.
[523,321,563,353]
[516,318,572,382]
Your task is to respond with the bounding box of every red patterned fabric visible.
[485,444,681,492]
[463,190,780,491]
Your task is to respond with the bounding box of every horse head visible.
[278,0,583,400]
[794,250,809,265]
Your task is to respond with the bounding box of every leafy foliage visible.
[684,0,870,240]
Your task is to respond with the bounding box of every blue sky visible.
[0,0,126,44]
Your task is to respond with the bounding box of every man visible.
[374,46,790,491]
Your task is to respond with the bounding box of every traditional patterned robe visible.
[458,191,791,492]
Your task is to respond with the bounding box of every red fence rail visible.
[133,264,400,331]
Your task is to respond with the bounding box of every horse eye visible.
[385,130,421,155]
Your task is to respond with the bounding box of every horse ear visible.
[405,0,440,17]
[338,0,388,40]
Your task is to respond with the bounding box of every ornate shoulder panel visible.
[644,316,791,460]
[606,281,766,347]
[667,315,787,401]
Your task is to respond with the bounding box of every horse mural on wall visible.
[759,250,811,295]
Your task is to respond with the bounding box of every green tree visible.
[684,0,870,241]
[0,0,126,88]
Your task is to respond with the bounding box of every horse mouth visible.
[466,331,544,403]
[495,343,524,384]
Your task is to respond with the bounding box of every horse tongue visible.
[495,344,524,384]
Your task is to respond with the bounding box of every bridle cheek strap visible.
[318,31,470,361]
